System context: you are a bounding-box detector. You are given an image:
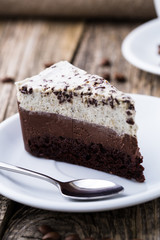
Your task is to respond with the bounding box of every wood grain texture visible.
[0,197,9,230]
[2,201,160,240]
[0,197,17,239]
[0,20,84,121]
[74,22,160,97]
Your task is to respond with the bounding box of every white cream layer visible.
[16,61,137,136]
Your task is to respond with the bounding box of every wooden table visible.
[0,19,160,240]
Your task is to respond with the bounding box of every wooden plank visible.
[0,20,84,121]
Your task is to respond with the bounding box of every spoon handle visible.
[0,162,59,187]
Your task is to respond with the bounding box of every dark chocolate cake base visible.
[18,106,145,182]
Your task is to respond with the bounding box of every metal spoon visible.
[0,162,124,200]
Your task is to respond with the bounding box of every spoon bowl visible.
[60,179,124,200]
[0,162,124,200]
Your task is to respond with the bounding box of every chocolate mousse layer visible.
[19,106,145,182]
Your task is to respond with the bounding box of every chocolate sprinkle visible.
[108,96,114,108]
[126,110,132,116]
[115,98,120,105]
[95,86,105,90]
[86,98,98,107]
[102,99,108,105]
[53,90,73,104]
[75,86,82,90]
[128,104,135,110]
[126,118,135,125]
[123,100,135,110]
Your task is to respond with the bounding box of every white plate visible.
[0,94,160,212]
[122,18,160,75]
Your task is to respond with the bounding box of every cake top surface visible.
[16,61,137,136]
[15,61,129,101]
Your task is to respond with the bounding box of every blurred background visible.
[0,0,157,19]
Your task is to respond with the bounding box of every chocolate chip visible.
[44,62,55,68]
[126,118,135,125]
[64,233,80,240]
[28,88,33,94]
[20,86,27,94]
[128,103,135,110]
[42,231,61,240]
[114,73,127,83]
[123,100,135,110]
[1,77,15,83]
[38,225,53,235]
[89,98,98,107]
[53,91,59,96]
[64,86,68,91]
[100,58,111,67]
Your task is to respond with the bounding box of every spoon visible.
[0,162,124,200]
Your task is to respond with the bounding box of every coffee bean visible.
[44,62,55,68]
[1,77,15,83]
[101,73,111,81]
[38,224,53,235]
[100,58,111,67]
[42,231,61,240]
[114,73,127,83]
[64,233,80,240]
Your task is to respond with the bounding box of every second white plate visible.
[122,19,160,75]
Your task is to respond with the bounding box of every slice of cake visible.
[15,61,144,182]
